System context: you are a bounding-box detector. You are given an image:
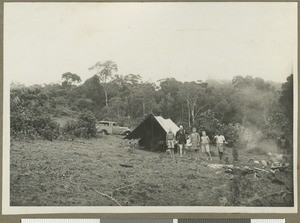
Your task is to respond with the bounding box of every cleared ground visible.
[10,136,293,206]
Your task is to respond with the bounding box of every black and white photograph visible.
[3,2,297,214]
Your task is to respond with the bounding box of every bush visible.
[11,114,60,141]
[32,115,60,140]
[62,110,97,138]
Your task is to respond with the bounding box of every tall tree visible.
[231,75,280,127]
[106,74,142,118]
[156,78,182,120]
[178,82,207,127]
[279,74,293,122]
[130,82,159,117]
[80,75,106,110]
[61,72,81,87]
[88,60,118,106]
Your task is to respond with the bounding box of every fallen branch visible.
[93,188,122,206]
[253,167,269,173]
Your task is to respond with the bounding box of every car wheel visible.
[124,131,131,136]
[99,130,108,135]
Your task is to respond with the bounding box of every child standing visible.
[166,128,175,158]
[201,131,212,160]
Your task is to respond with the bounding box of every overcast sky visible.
[4,2,297,86]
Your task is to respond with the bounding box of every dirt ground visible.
[10,136,294,206]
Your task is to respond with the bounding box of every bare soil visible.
[10,136,294,206]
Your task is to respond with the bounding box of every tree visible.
[233,75,273,91]
[178,81,208,127]
[279,74,293,143]
[100,96,127,120]
[80,75,106,110]
[257,90,280,124]
[61,72,81,86]
[232,75,254,89]
[105,74,142,118]
[156,78,182,120]
[89,60,118,106]
[280,74,293,123]
[130,82,159,117]
[230,75,280,127]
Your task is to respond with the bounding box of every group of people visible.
[166,125,226,160]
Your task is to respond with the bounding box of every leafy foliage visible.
[62,72,82,87]
[63,110,97,138]
[89,60,118,106]
[10,84,60,140]
[10,59,293,151]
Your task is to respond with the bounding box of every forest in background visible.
[10,60,294,152]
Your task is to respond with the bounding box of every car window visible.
[99,122,109,126]
[113,123,119,126]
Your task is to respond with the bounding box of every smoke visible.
[257,140,278,154]
[237,124,277,153]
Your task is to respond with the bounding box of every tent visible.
[125,114,179,149]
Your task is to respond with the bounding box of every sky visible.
[4,2,297,86]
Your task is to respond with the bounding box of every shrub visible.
[62,110,97,139]
[11,113,60,141]
[32,115,60,140]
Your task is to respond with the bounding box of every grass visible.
[10,136,294,206]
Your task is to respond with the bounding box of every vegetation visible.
[62,110,97,139]
[9,61,294,207]
[10,136,293,206]
[10,60,294,152]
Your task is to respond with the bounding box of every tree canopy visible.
[10,61,294,149]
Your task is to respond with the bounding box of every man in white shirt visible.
[214,132,226,161]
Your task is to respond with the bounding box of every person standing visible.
[277,134,290,154]
[176,125,187,158]
[166,128,175,158]
[214,132,226,161]
[201,131,212,160]
[190,127,200,153]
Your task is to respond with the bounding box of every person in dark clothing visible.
[176,125,187,157]
[277,134,290,154]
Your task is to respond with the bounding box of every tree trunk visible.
[242,107,247,125]
[187,104,191,127]
[104,89,108,106]
[142,103,146,116]
[191,105,195,126]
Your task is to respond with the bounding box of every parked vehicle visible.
[96,121,131,135]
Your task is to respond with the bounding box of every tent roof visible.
[154,116,179,135]
[125,114,179,140]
